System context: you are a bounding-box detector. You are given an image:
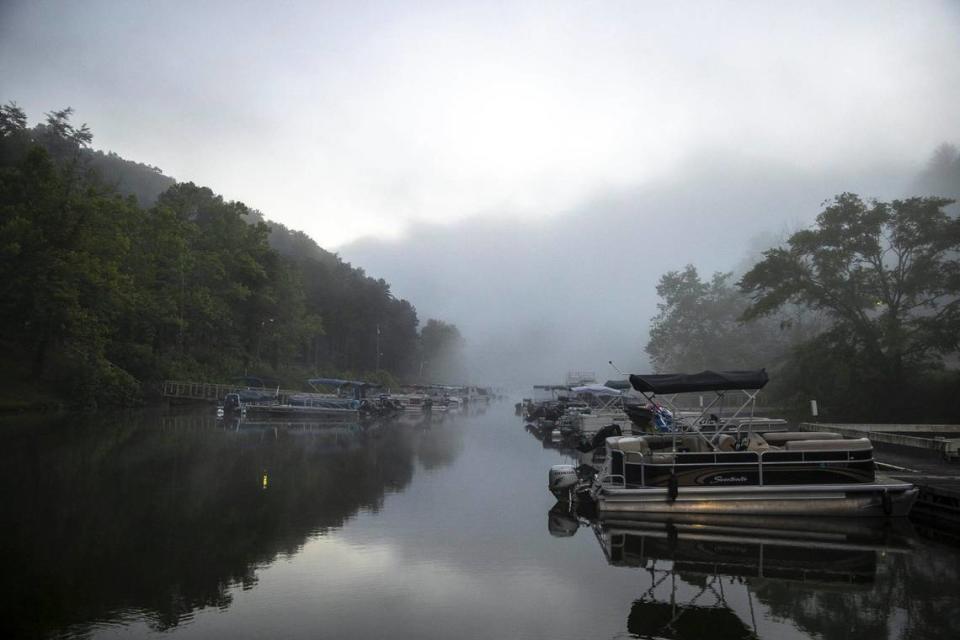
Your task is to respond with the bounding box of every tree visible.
[913,143,960,202]
[0,102,27,137]
[740,193,960,411]
[646,265,798,373]
[419,319,465,383]
[0,108,142,404]
[0,103,453,405]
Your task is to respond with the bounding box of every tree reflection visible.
[0,411,463,637]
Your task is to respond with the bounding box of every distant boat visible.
[219,377,401,422]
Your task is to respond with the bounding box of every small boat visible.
[549,369,918,517]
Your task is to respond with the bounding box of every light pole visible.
[375,324,381,371]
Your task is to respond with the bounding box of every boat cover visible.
[603,379,632,391]
[308,377,371,388]
[629,369,768,394]
[571,384,622,396]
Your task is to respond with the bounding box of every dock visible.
[162,380,301,402]
[164,379,364,425]
[798,422,960,462]
[799,422,960,530]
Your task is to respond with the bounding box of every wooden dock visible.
[798,422,960,530]
[799,422,960,461]
[162,380,301,402]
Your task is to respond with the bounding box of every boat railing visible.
[630,451,761,466]
[618,446,874,487]
[600,473,626,489]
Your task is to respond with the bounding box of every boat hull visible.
[595,479,918,517]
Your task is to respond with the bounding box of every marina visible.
[544,370,919,517]
[5,5,958,639]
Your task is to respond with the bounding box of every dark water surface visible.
[2,401,959,639]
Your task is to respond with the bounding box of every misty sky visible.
[3,1,959,383]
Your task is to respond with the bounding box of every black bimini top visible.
[629,369,768,394]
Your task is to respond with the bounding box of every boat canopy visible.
[572,384,622,396]
[629,369,768,394]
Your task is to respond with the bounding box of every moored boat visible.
[549,369,918,517]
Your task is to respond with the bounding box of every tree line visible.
[0,103,464,408]
[647,148,960,420]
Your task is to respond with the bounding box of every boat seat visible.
[785,437,872,451]
[681,434,715,452]
[716,434,736,451]
[762,431,842,446]
[746,433,772,452]
[612,437,650,455]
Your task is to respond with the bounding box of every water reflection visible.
[4,402,960,640]
[0,410,464,638]
[551,507,959,639]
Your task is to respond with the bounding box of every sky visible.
[2,0,959,383]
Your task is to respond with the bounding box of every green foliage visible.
[87,150,176,207]
[646,265,784,372]
[0,103,458,407]
[740,193,960,419]
[419,319,466,383]
[0,102,27,136]
[913,143,960,202]
[367,369,401,390]
[646,265,808,374]
[267,219,422,376]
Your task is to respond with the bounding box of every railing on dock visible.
[161,380,300,402]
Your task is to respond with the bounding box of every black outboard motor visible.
[223,393,242,413]
[576,423,622,453]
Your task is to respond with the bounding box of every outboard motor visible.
[223,393,242,414]
[549,464,579,501]
[576,423,622,453]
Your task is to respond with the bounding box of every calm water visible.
[2,401,959,639]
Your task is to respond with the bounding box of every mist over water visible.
[342,155,914,385]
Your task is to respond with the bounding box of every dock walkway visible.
[798,422,960,529]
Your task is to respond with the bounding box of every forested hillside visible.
[0,104,462,408]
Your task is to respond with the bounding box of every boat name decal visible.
[709,475,749,484]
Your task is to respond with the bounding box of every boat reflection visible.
[550,507,914,639]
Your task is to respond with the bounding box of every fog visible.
[3,0,959,387]
[342,154,916,385]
